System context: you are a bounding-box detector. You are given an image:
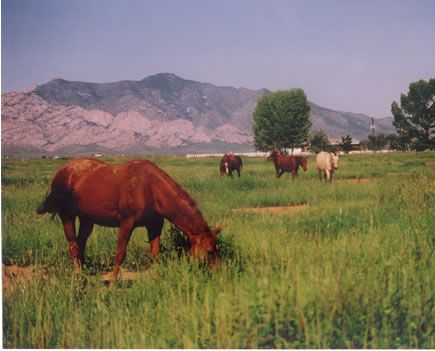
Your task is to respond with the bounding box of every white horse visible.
[316,152,339,183]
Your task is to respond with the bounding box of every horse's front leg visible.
[60,214,80,271]
[112,218,135,280]
[145,215,164,263]
[277,169,284,178]
[291,170,297,181]
[325,169,330,183]
[274,165,280,178]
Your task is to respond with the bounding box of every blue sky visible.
[2,0,435,117]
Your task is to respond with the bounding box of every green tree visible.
[308,130,331,154]
[391,78,435,150]
[340,135,353,153]
[386,133,410,151]
[359,139,369,150]
[365,133,388,151]
[253,89,311,151]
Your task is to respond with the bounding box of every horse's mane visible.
[150,162,201,213]
[156,167,209,232]
[173,180,200,209]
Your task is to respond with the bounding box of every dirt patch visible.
[3,265,149,295]
[3,265,45,297]
[341,178,372,184]
[232,204,309,215]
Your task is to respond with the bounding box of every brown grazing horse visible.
[37,158,222,279]
[269,149,308,180]
[220,153,243,178]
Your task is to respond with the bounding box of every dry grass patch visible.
[232,204,309,215]
[3,265,149,294]
[3,265,46,297]
[340,178,373,184]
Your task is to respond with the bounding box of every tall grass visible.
[2,152,434,348]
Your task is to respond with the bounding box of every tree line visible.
[253,78,434,152]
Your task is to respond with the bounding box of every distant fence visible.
[186,152,268,158]
[186,148,307,158]
[186,148,394,158]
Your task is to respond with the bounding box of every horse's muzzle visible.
[207,253,220,269]
[188,248,220,268]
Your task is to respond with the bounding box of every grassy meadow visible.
[2,152,434,348]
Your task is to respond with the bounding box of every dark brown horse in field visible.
[269,149,308,180]
[37,158,222,279]
[220,153,243,178]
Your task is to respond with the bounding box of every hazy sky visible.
[2,0,435,117]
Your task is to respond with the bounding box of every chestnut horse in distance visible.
[269,149,308,180]
[37,158,221,280]
[220,153,243,178]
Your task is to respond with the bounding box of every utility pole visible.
[370,118,375,136]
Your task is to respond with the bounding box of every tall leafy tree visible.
[253,89,311,151]
[391,78,435,150]
[340,135,353,153]
[386,133,411,151]
[309,130,331,154]
[362,133,388,151]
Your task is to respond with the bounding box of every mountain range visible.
[1,73,394,155]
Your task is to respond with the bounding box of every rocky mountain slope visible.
[1,73,394,155]
[309,103,394,142]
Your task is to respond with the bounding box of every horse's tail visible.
[36,187,76,219]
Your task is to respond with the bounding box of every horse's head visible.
[267,148,280,161]
[299,157,308,171]
[188,226,222,267]
[219,162,226,176]
[224,161,229,175]
[220,155,230,176]
[331,153,339,169]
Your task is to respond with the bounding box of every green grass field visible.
[2,152,434,348]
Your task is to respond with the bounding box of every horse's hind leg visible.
[145,215,164,262]
[60,214,80,271]
[113,218,135,280]
[77,218,94,264]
